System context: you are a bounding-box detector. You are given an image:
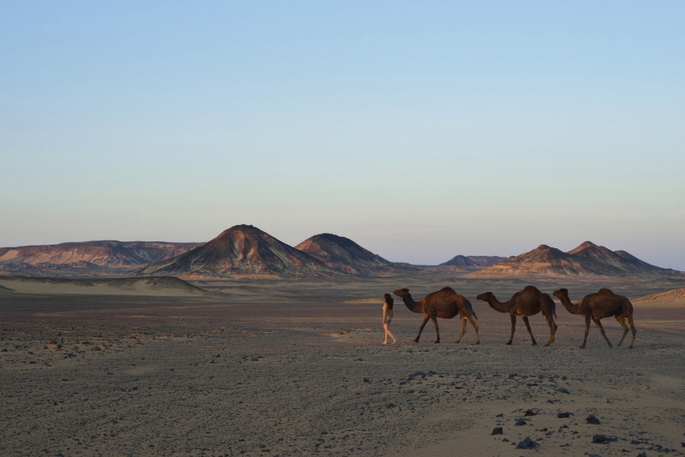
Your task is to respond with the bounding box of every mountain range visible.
[0,241,198,277]
[0,226,680,279]
[466,241,679,278]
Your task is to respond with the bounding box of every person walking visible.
[382,293,397,345]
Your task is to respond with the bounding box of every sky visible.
[2,1,684,269]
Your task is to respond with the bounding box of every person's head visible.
[384,293,394,308]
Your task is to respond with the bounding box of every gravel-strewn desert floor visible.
[1,276,685,456]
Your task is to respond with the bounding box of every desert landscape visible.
[2,272,685,457]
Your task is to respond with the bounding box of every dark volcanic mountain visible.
[136,225,339,278]
[295,233,417,276]
[441,255,505,268]
[466,242,680,278]
[0,241,198,277]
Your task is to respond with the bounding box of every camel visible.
[393,287,480,344]
[476,286,557,346]
[552,288,636,349]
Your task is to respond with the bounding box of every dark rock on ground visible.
[515,437,538,449]
[586,414,601,424]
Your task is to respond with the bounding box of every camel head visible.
[476,292,493,302]
[552,288,569,300]
[393,288,410,299]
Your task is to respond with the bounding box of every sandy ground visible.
[1,276,685,456]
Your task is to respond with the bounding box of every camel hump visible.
[523,285,541,293]
[597,288,614,295]
[439,286,456,293]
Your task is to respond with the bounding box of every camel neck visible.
[557,294,581,314]
[401,295,418,312]
[485,295,510,313]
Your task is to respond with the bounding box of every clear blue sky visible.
[2,1,684,269]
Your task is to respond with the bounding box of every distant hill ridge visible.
[440,255,505,268]
[1,228,679,279]
[467,241,679,278]
[135,225,339,279]
[0,240,199,277]
[295,233,418,276]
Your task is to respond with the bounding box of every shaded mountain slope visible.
[136,225,339,278]
[295,233,417,276]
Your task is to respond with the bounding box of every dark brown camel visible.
[393,287,480,344]
[552,288,636,349]
[476,286,557,346]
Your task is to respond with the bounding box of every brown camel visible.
[552,288,636,349]
[476,286,557,346]
[393,287,480,344]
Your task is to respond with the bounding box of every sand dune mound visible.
[0,276,205,296]
[633,287,685,308]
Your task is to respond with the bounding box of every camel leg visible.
[616,315,637,348]
[469,316,480,345]
[522,316,537,346]
[454,315,467,344]
[544,313,557,347]
[580,315,591,348]
[430,313,440,344]
[507,314,517,345]
[593,317,613,349]
[615,316,629,348]
[415,315,431,343]
[628,316,637,349]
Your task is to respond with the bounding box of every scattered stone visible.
[556,387,570,394]
[637,453,647,457]
[363,378,371,383]
[515,418,527,426]
[557,412,572,418]
[592,434,616,444]
[515,437,538,449]
[491,427,503,435]
[524,409,537,416]
[586,415,601,424]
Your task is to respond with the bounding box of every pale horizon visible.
[2,2,684,270]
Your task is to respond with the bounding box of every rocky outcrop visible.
[0,241,198,277]
[466,242,680,278]
[295,233,417,276]
[135,225,340,279]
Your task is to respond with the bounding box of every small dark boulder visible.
[592,434,616,444]
[557,412,572,418]
[586,414,601,424]
[524,409,537,416]
[515,437,538,449]
[514,418,527,426]
[491,427,503,435]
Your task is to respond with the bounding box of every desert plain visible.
[2,275,685,457]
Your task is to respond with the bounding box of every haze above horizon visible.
[2,2,684,270]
